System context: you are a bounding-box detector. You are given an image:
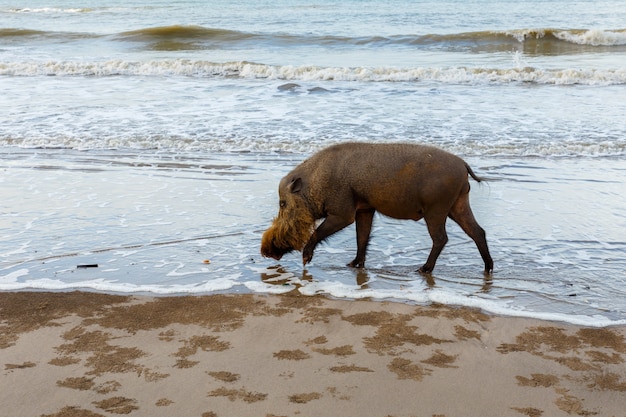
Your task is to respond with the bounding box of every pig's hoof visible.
[418,265,433,274]
[347,259,365,268]
[302,247,314,265]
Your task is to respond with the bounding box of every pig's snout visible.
[261,225,292,260]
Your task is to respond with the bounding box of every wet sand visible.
[1,291,625,417]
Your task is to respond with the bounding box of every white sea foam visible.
[3,135,624,158]
[2,60,625,85]
[9,7,93,13]
[0,274,243,294]
[243,280,301,295]
[0,268,29,283]
[504,28,626,46]
[252,274,626,327]
[554,29,626,46]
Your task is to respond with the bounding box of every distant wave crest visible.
[117,25,254,42]
[2,134,625,158]
[504,28,626,46]
[7,7,94,13]
[2,60,625,85]
[116,25,626,48]
[2,25,625,52]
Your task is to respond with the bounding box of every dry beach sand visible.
[1,291,625,417]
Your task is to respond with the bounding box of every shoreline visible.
[2,291,625,417]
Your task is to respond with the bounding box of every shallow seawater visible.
[1,149,624,326]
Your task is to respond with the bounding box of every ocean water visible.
[1,0,625,326]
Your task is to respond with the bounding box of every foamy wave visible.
[505,28,626,46]
[4,24,625,56]
[3,135,625,158]
[554,29,626,46]
[2,60,625,85]
[9,7,93,13]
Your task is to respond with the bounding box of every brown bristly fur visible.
[262,203,315,255]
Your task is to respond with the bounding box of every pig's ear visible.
[287,177,302,193]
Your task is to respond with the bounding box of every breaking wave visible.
[2,134,625,158]
[506,28,626,46]
[6,7,95,13]
[102,26,626,49]
[2,25,625,52]
[2,60,625,85]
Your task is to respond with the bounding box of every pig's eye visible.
[279,200,286,208]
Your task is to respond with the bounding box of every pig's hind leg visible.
[448,191,494,274]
